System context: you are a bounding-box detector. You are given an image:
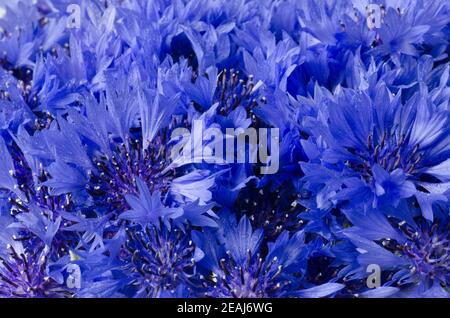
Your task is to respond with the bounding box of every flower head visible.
[301,77,450,220]
[122,222,201,298]
[342,203,449,297]
[193,213,343,298]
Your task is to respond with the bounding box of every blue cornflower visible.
[341,203,449,297]
[0,213,70,298]
[0,239,67,298]
[193,213,343,298]
[75,220,204,298]
[121,222,203,298]
[0,135,79,259]
[14,55,216,220]
[371,2,450,60]
[300,78,450,220]
[0,0,448,299]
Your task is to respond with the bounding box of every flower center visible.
[345,133,423,181]
[382,220,449,284]
[124,225,196,297]
[87,137,174,214]
[205,251,288,298]
[0,244,65,297]
[400,223,449,283]
[8,145,73,215]
[235,183,303,239]
[215,69,260,117]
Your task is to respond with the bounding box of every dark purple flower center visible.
[235,184,304,239]
[382,220,449,285]
[345,133,423,181]
[215,69,259,115]
[0,244,67,298]
[123,225,196,297]
[400,223,449,284]
[87,137,174,214]
[204,251,289,298]
[8,145,73,215]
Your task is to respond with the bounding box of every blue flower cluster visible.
[0,0,449,298]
